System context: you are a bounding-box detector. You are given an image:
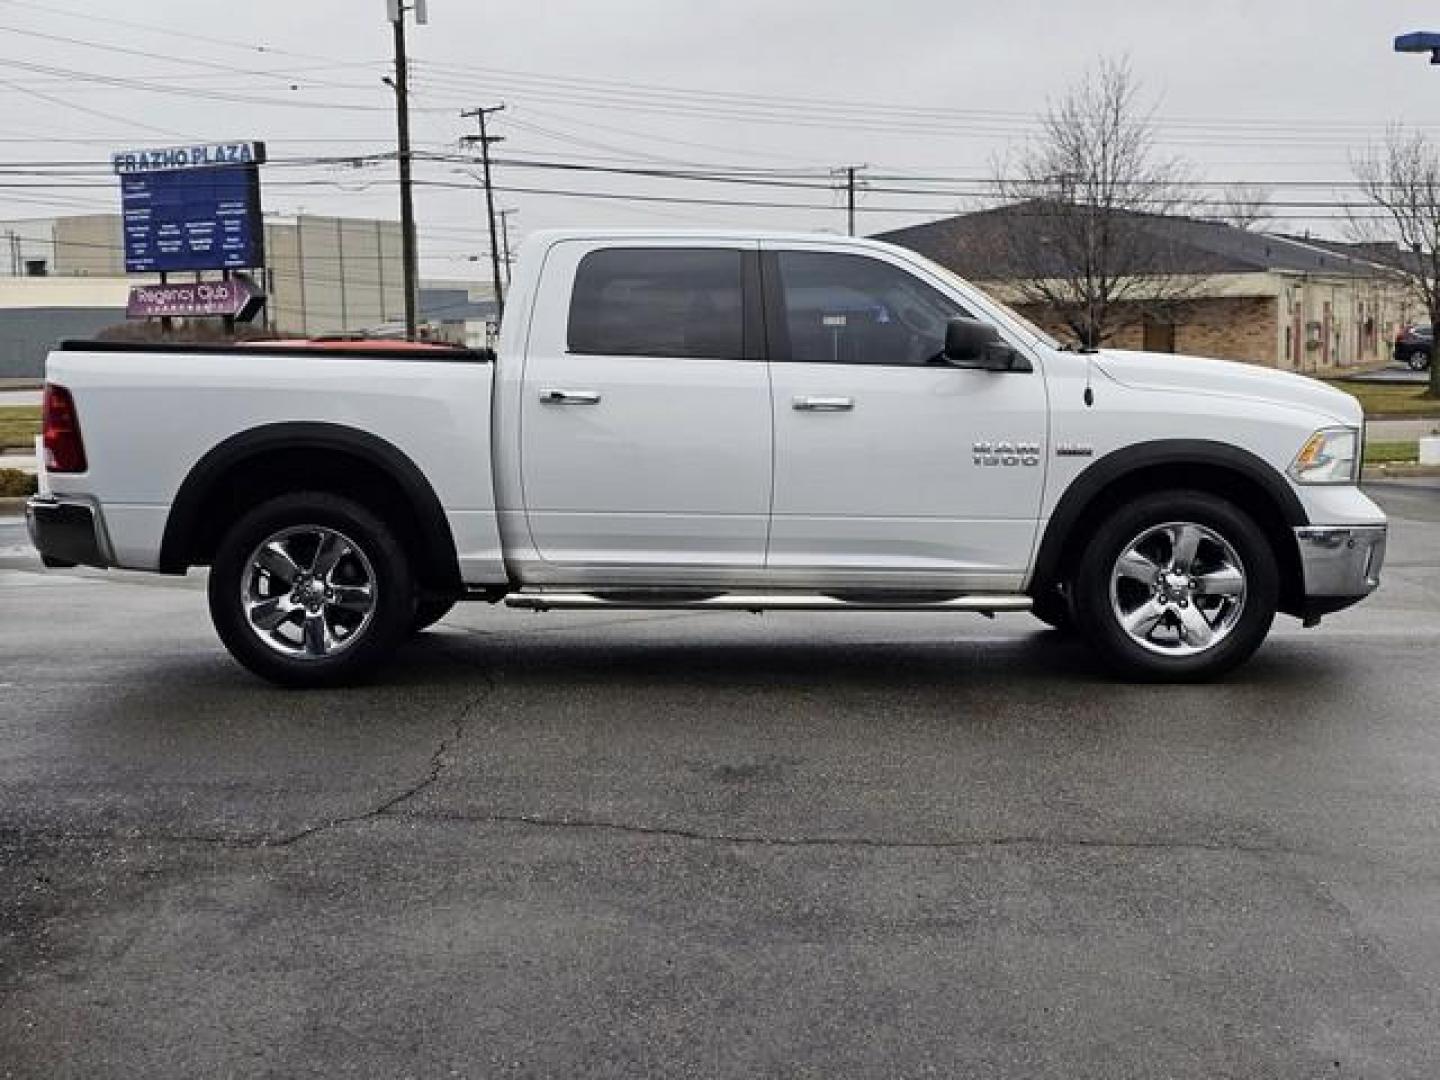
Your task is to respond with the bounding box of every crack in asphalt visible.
[1,651,1293,858]
[4,813,1295,860]
[0,646,1298,859]
[267,672,495,847]
[392,810,1296,856]
[4,674,500,851]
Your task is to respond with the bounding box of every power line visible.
[0,54,434,113]
[0,159,1414,213]
[0,22,337,80]
[0,73,191,140]
[409,60,1440,145]
[0,0,351,63]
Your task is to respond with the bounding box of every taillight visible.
[42,383,87,473]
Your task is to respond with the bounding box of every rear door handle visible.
[793,395,854,412]
[540,389,602,405]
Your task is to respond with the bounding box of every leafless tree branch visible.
[990,58,1207,347]
[1350,126,1440,395]
[1215,183,1274,232]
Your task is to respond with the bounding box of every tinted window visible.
[775,251,969,366]
[568,248,744,359]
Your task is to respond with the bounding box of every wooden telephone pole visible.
[385,0,427,338]
[461,105,507,320]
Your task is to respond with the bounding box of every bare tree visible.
[991,59,1205,348]
[1216,183,1274,232]
[1351,127,1440,396]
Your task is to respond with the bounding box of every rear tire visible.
[207,492,414,688]
[1408,348,1432,371]
[1071,491,1278,682]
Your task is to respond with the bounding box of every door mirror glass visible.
[943,317,1028,372]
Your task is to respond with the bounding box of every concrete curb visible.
[1364,463,1440,480]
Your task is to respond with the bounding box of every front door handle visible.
[793,395,855,412]
[540,389,602,405]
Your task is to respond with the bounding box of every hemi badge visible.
[1055,443,1094,457]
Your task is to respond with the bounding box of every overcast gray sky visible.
[4,0,1440,278]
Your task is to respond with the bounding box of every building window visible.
[1142,315,1176,353]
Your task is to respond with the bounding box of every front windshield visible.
[909,252,1064,351]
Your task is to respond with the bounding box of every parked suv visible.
[1393,324,1433,370]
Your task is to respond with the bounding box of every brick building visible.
[877,207,1412,372]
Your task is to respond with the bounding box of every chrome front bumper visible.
[1294,524,1386,605]
[25,496,112,569]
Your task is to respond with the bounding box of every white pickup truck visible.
[27,229,1386,687]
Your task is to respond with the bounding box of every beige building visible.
[0,213,420,376]
[2,212,407,337]
[878,208,1413,372]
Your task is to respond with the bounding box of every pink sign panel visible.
[126,276,263,321]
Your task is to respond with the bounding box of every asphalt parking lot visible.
[2,483,1439,1078]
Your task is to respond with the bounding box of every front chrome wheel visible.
[1108,521,1247,657]
[241,525,377,660]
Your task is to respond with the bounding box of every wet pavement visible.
[1,482,1438,1078]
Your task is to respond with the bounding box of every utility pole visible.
[846,166,856,236]
[461,104,506,320]
[384,0,427,339]
[497,208,517,288]
[835,166,865,236]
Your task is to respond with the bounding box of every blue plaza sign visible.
[113,141,266,274]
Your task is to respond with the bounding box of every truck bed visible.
[42,341,506,584]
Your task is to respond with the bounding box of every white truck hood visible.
[1093,349,1362,426]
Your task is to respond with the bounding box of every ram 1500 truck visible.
[26,230,1387,687]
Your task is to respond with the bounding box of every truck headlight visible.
[1289,427,1360,485]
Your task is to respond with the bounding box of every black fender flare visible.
[1030,438,1308,591]
[159,421,461,587]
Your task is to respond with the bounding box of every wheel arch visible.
[1030,439,1308,616]
[159,422,462,594]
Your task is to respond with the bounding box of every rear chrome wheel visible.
[241,526,378,660]
[209,492,413,688]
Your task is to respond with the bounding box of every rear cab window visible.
[568,248,748,359]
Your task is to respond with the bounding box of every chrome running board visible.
[504,591,1033,614]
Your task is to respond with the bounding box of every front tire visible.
[1408,348,1432,371]
[208,492,415,688]
[1071,491,1278,682]
[410,596,458,635]
[1030,587,1074,633]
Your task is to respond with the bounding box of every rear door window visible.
[568,248,745,359]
